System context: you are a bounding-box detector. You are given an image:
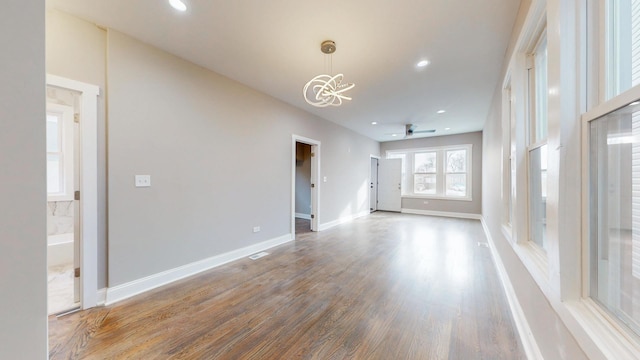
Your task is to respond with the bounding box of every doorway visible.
[292,135,320,236]
[370,156,379,212]
[295,142,313,234]
[46,74,99,312]
[46,92,79,314]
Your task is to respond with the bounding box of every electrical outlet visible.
[253,226,260,233]
[135,175,151,187]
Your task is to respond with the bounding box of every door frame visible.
[370,155,380,212]
[291,135,320,235]
[47,74,99,309]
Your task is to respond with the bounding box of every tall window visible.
[528,30,548,250]
[414,152,437,194]
[387,144,472,200]
[605,0,640,99]
[46,104,74,201]
[586,0,640,337]
[589,104,640,337]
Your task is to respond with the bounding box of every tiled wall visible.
[47,201,73,236]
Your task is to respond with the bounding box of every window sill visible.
[402,195,473,202]
[562,299,640,359]
[501,224,513,244]
[512,240,549,290]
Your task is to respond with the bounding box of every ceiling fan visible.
[405,124,435,137]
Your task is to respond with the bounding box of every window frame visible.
[576,0,640,355]
[526,26,549,253]
[386,144,473,201]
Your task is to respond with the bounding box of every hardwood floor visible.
[49,212,525,359]
[295,217,312,235]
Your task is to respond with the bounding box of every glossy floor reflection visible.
[48,263,78,315]
[49,212,525,359]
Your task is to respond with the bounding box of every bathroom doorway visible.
[46,74,100,314]
[295,142,313,234]
[46,86,80,314]
[291,135,320,236]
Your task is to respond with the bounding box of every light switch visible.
[323,176,327,182]
[135,175,151,187]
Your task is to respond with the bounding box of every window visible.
[414,151,436,194]
[46,104,74,201]
[528,144,547,249]
[528,30,548,250]
[584,0,640,339]
[604,0,640,99]
[445,149,467,196]
[588,102,640,337]
[387,144,472,200]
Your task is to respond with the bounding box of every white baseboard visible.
[401,208,482,220]
[318,211,369,231]
[96,288,107,306]
[295,212,311,220]
[104,233,293,306]
[480,217,543,360]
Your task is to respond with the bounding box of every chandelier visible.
[303,40,355,107]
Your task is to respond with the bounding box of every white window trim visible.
[386,144,473,201]
[579,87,640,357]
[47,103,74,202]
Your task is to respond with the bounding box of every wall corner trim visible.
[318,211,370,231]
[480,217,544,360]
[401,208,482,220]
[104,233,293,305]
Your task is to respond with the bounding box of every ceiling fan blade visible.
[414,129,436,133]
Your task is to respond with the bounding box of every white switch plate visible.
[323,176,327,182]
[135,175,151,187]
[253,226,260,233]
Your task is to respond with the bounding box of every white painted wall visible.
[0,0,48,358]
[106,30,379,286]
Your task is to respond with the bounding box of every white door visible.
[378,158,402,212]
[370,158,378,212]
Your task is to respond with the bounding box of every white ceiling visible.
[48,0,521,142]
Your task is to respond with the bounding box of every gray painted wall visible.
[106,30,379,286]
[380,131,482,215]
[0,0,48,358]
[295,142,312,216]
[46,12,379,289]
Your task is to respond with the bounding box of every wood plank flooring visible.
[49,212,526,359]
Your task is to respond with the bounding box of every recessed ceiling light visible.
[416,60,430,68]
[169,0,187,11]
[445,127,451,130]
[371,121,377,125]
[437,110,446,114]
[391,134,397,137]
